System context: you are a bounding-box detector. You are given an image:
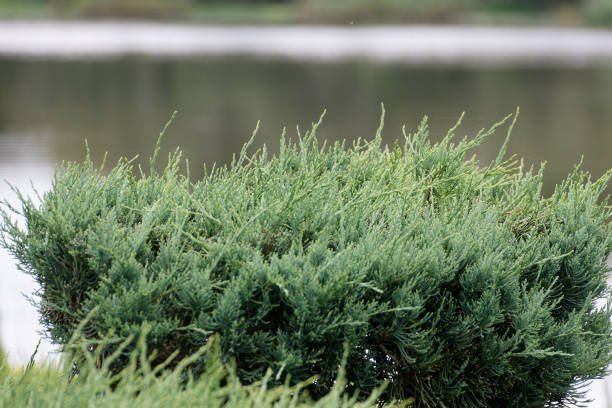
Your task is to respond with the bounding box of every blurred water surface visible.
[1,22,612,406]
[1,57,611,194]
[2,23,612,64]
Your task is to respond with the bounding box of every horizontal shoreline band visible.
[1,22,612,66]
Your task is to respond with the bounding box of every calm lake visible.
[1,22,612,406]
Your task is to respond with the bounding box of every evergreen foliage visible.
[2,109,612,407]
[1,328,394,408]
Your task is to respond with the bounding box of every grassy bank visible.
[0,0,610,27]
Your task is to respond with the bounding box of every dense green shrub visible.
[2,110,612,407]
[1,329,394,408]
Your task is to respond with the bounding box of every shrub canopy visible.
[2,110,612,407]
[0,332,393,408]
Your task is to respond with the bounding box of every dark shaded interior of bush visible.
[2,110,612,407]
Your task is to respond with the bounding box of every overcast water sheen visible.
[1,22,612,66]
[1,21,612,406]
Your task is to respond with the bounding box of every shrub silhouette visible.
[2,110,612,407]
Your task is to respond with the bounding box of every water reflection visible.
[1,57,611,196]
[2,23,612,65]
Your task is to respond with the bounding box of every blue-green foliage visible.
[2,110,612,407]
[0,329,392,408]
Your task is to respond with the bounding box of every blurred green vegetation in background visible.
[585,0,612,26]
[0,0,609,26]
[0,339,7,377]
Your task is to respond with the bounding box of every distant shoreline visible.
[1,22,612,67]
